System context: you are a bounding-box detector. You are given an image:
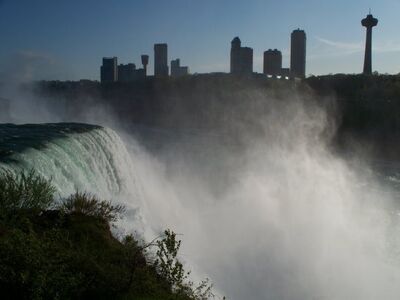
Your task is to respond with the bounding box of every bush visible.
[0,228,85,300]
[154,230,186,290]
[60,192,125,222]
[0,169,55,219]
[154,230,214,300]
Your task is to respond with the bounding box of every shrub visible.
[0,169,55,219]
[154,230,214,300]
[60,192,125,222]
[154,230,186,290]
[0,227,85,300]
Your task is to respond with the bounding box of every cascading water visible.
[0,123,147,234]
[0,123,134,197]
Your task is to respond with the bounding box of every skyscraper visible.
[230,37,253,75]
[290,29,306,78]
[263,49,282,76]
[171,59,189,77]
[154,43,168,78]
[118,63,136,82]
[100,57,118,83]
[362,13,378,75]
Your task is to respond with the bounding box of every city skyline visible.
[101,28,305,82]
[0,0,399,81]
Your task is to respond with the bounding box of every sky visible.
[0,0,400,80]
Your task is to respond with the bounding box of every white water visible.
[0,126,148,233]
[2,97,400,299]
[1,127,133,197]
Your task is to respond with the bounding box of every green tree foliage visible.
[155,230,187,290]
[154,230,214,300]
[0,169,55,220]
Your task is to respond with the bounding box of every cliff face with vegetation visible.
[0,171,213,300]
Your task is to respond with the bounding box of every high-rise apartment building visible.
[290,29,306,78]
[100,57,118,83]
[154,43,169,77]
[171,59,189,77]
[230,37,253,75]
[263,49,282,76]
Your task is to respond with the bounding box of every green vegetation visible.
[61,191,125,222]
[0,170,55,218]
[0,170,215,300]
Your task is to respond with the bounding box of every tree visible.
[154,230,215,300]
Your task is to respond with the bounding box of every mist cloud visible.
[0,50,59,83]
[123,90,400,299]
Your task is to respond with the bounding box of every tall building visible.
[118,63,136,82]
[290,29,306,78]
[171,59,179,76]
[230,37,253,75]
[100,57,118,83]
[171,59,189,77]
[362,13,378,75]
[154,43,169,77]
[263,49,282,76]
[230,37,241,74]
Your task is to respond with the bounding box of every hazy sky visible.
[1,0,400,80]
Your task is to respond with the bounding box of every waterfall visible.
[0,123,146,234]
